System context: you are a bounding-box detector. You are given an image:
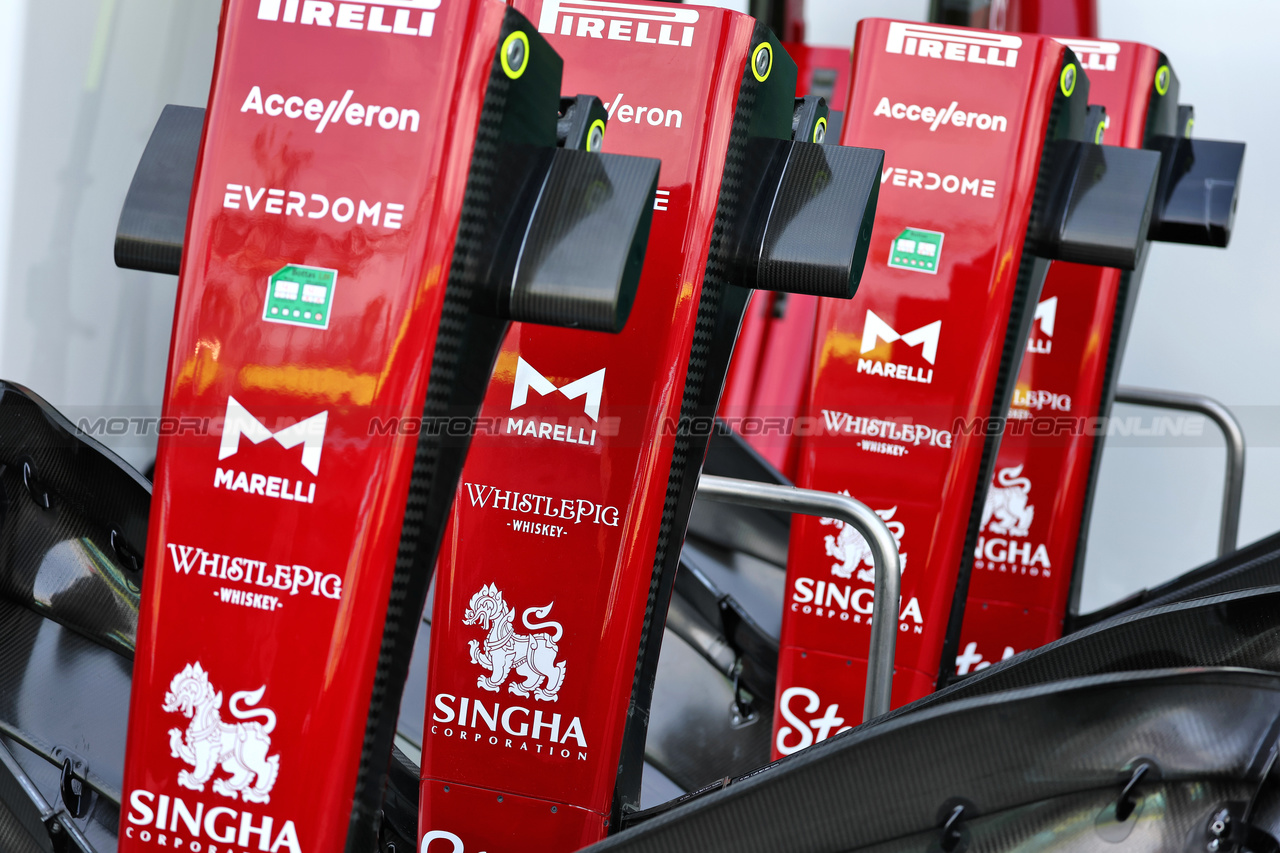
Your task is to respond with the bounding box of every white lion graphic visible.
[464,584,566,701]
[982,464,1035,537]
[820,495,906,582]
[163,662,280,804]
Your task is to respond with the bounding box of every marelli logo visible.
[861,310,941,365]
[511,357,605,422]
[219,397,327,476]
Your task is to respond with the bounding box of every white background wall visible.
[0,0,1271,611]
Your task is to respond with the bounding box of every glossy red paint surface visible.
[719,291,773,435]
[773,19,1071,757]
[421,2,754,849]
[749,293,820,480]
[717,290,819,480]
[120,2,508,851]
[1004,0,1097,39]
[959,40,1163,667]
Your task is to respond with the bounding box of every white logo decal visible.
[163,663,280,804]
[465,584,567,702]
[820,495,906,582]
[885,21,1020,67]
[976,465,1051,572]
[1054,37,1121,73]
[511,357,605,422]
[1011,388,1072,414]
[1034,296,1057,337]
[219,396,327,476]
[538,0,698,46]
[240,85,420,134]
[223,182,405,229]
[881,165,997,198]
[605,93,683,129]
[873,96,1007,133]
[955,641,1015,675]
[1027,296,1057,355]
[166,542,344,611]
[125,790,300,852]
[257,0,439,37]
[982,464,1034,537]
[421,831,467,852]
[790,578,925,631]
[775,687,851,755]
[820,409,954,455]
[861,310,941,365]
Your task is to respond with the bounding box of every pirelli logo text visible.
[884,21,1020,68]
[257,0,439,37]
[537,0,698,47]
[1054,38,1121,73]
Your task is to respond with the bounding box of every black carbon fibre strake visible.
[748,141,881,297]
[851,780,1262,852]
[0,757,48,853]
[114,104,204,276]
[507,147,658,331]
[0,383,149,848]
[1074,533,1280,630]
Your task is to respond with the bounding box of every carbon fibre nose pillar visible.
[958,41,1244,672]
[419,3,881,850]
[115,4,659,853]
[772,20,1159,754]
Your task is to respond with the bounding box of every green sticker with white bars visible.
[888,227,944,275]
[264,264,336,330]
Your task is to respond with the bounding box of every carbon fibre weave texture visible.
[0,599,130,803]
[753,142,882,298]
[590,669,1280,853]
[0,382,149,658]
[889,585,1280,725]
[853,781,1256,853]
[508,148,658,331]
[0,791,48,853]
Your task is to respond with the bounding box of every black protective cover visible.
[594,669,1280,853]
